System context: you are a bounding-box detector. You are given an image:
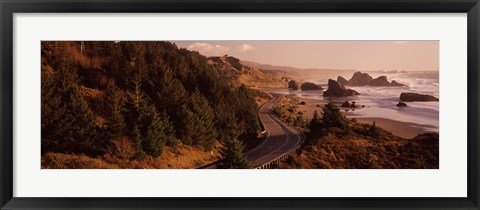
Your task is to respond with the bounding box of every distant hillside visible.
[207,55,291,88]
[241,60,357,83]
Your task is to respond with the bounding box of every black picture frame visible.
[1,0,479,209]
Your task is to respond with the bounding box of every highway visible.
[203,96,304,169]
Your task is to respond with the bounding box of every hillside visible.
[41,41,262,169]
[275,103,439,169]
[241,60,356,81]
[207,55,290,88]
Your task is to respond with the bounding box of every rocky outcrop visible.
[207,55,289,88]
[342,101,358,108]
[323,79,360,97]
[350,101,357,108]
[396,102,408,107]
[390,80,404,86]
[349,72,373,86]
[288,80,299,90]
[300,82,322,90]
[400,92,439,102]
[338,71,405,86]
[369,76,391,86]
[337,76,349,86]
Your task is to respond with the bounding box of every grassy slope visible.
[277,126,439,169]
[42,143,221,169]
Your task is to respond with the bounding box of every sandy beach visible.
[350,117,432,139]
[271,92,432,139]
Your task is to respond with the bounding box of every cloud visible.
[238,44,254,53]
[187,42,230,56]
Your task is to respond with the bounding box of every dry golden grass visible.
[279,131,439,169]
[41,142,222,169]
[65,42,104,70]
[79,85,104,99]
[41,153,119,169]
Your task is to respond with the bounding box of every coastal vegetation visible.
[41,41,439,169]
[277,102,439,169]
[41,41,265,169]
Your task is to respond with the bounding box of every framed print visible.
[1,0,479,209]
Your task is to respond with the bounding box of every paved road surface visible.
[203,96,304,169]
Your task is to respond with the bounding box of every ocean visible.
[266,71,439,132]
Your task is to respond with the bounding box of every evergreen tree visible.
[216,115,251,169]
[309,110,322,133]
[126,76,150,157]
[41,45,98,155]
[60,87,98,154]
[41,41,264,159]
[126,76,175,158]
[217,138,251,169]
[143,106,175,157]
[320,102,350,133]
[132,125,145,159]
[235,85,260,138]
[153,69,188,113]
[41,67,66,153]
[177,90,217,150]
[368,121,381,139]
[103,83,126,140]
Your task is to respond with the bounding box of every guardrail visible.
[255,144,301,169]
[254,99,306,169]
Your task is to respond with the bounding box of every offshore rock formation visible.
[323,79,360,97]
[400,92,439,102]
[338,71,405,87]
[300,82,323,90]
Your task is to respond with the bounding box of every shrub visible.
[110,136,136,160]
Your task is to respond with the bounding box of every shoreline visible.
[265,89,435,139]
[348,117,433,139]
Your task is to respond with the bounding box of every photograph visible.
[41,40,439,169]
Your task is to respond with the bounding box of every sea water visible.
[266,71,439,132]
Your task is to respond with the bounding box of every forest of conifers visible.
[41,41,259,168]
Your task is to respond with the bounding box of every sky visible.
[174,41,439,71]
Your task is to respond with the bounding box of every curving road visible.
[203,96,304,169]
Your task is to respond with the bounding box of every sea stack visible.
[323,79,360,97]
[337,71,405,86]
[337,76,349,86]
[300,82,323,90]
[288,80,299,90]
[348,72,373,86]
[400,92,439,102]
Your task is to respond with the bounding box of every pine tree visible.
[41,45,98,155]
[309,110,322,133]
[126,76,149,157]
[103,83,126,140]
[132,125,145,159]
[154,69,188,113]
[321,102,350,131]
[235,85,260,138]
[217,138,251,169]
[62,87,98,154]
[41,67,67,153]
[143,106,175,157]
[126,76,175,158]
[216,116,251,169]
[368,121,380,139]
[177,90,217,149]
